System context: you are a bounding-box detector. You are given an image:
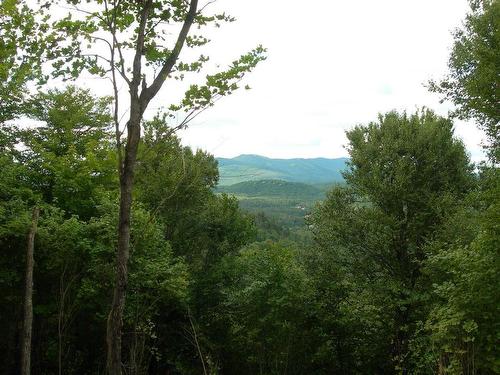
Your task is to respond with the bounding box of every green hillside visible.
[216,179,324,200]
[217,154,348,185]
[215,179,334,231]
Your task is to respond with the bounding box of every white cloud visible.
[171,0,486,161]
[68,0,485,161]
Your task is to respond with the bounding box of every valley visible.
[215,156,348,236]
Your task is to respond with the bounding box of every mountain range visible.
[216,154,349,186]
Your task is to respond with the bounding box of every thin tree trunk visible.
[21,207,39,375]
[58,266,66,375]
[106,111,142,375]
[393,306,410,374]
[188,308,207,375]
[58,264,78,375]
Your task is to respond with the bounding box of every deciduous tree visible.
[429,0,500,161]
[24,1,266,371]
[310,109,474,372]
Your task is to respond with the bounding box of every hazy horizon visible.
[216,154,350,161]
[72,0,487,163]
[175,0,485,162]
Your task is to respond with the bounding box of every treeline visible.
[308,111,499,373]
[2,89,498,375]
[1,0,499,374]
[0,87,255,373]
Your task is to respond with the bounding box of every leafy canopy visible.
[429,0,500,161]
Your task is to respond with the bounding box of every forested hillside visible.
[217,155,348,185]
[216,179,325,199]
[1,0,498,374]
[215,179,327,240]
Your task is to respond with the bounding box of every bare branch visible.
[145,18,164,37]
[199,0,216,13]
[81,53,112,64]
[172,92,224,132]
[90,36,113,51]
[58,4,107,23]
[188,308,208,375]
[110,46,123,174]
[108,0,129,85]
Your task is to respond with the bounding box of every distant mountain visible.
[216,154,349,186]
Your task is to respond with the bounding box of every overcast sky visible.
[79,0,485,161]
[167,0,482,160]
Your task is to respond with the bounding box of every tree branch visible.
[108,0,129,86]
[199,0,216,13]
[131,0,153,96]
[81,53,112,64]
[140,0,199,106]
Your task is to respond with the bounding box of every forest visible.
[0,0,499,374]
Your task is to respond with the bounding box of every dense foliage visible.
[3,89,497,374]
[309,110,484,372]
[1,0,498,374]
[0,87,256,374]
[429,0,499,161]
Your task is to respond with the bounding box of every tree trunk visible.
[392,305,410,374]
[188,308,207,375]
[106,110,142,375]
[21,207,39,375]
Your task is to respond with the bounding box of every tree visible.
[135,116,219,257]
[217,241,313,374]
[0,88,116,373]
[19,86,117,220]
[429,0,500,161]
[134,117,256,264]
[1,86,260,372]
[310,109,474,372]
[0,0,48,123]
[0,125,36,373]
[76,200,189,374]
[13,1,265,370]
[420,167,500,374]
[134,122,258,370]
[426,3,500,371]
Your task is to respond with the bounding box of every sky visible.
[79,0,486,161]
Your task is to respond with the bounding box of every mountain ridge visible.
[216,179,325,200]
[216,154,349,186]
